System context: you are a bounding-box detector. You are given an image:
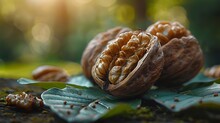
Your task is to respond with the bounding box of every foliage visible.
[67,75,95,88]
[41,86,141,123]
[17,78,82,89]
[17,75,94,89]
[143,79,220,112]
[17,72,220,122]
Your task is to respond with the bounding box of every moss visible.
[29,116,54,123]
[122,107,154,120]
[0,87,33,99]
[2,112,13,117]
[1,86,43,96]
[1,87,15,93]
[0,92,7,99]
[0,88,12,98]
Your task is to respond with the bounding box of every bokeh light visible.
[147,0,188,26]
[96,0,116,7]
[0,0,219,65]
[115,4,135,24]
[74,0,92,5]
[0,0,16,18]
[32,23,51,43]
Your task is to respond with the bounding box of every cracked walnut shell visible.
[146,21,204,86]
[82,30,164,97]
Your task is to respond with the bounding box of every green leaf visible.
[17,78,83,89]
[17,75,95,89]
[180,79,220,92]
[184,73,215,86]
[41,86,141,123]
[143,79,220,112]
[101,104,136,119]
[67,75,95,88]
[0,61,82,79]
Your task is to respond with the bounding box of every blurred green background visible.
[0,0,219,66]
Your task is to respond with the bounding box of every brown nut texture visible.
[91,31,164,97]
[6,92,43,111]
[81,27,131,80]
[32,65,69,82]
[146,21,204,86]
[204,65,220,78]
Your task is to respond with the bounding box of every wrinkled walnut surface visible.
[92,31,164,97]
[81,27,131,79]
[6,92,43,110]
[93,31,152,84]
[147,21,190,45]
[147,21,204,86]
[32,65,69,82]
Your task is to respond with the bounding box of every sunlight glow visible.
[116,4,135,24]
[74,0,92,5]
[0,0,15,17]
[32,23,51,42]
[147,0,188,26]
[96,0,116,7]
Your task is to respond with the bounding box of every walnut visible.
[146,21,204,86]
[6,92,43,110]
[81,27,131,80]
[32,65,69,82]
[147,21,190,45]
[204,65,220,78]
[82,30,164,97]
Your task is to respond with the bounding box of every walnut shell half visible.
[91,31,164,97]
[146,21,204,86]
[81,27,131,80]
[32,65,69,82]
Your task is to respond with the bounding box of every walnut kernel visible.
[81,27,131,79]
[6,92,43,110]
